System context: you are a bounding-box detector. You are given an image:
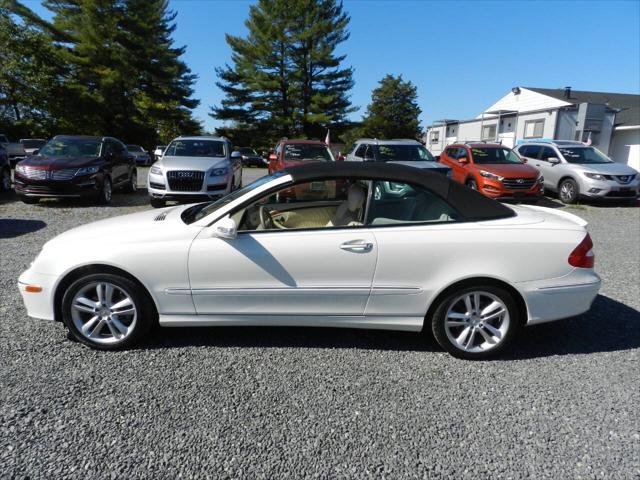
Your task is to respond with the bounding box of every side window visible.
[101,140,114,157]
[354,144,367,158]
[275,143,282,157]
[234,179,368,232]
[524,145,542,159]
[113,140,126,155]
[539,146,556,161]
[367,181,460,226]
[458,147,469,160]
[518,146,529,157]
[445,147,458,159]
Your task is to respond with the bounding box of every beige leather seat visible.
[327,184,366,227]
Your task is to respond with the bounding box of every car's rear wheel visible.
[150,197,165,208]
[125,169,137,193]
[431,285,521,360]
[559,178,579,204]
[466,178,478,190]
[61,273,155,350]
[0,167,11,192]
[97,177,112,205]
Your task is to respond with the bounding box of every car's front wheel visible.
[61,273,155,350]
[125,169,137,193]
[466,178,478,190]
[559,178,579,204]
[0,167,11,192]
[430,285,521,360]
[97,176,112,205]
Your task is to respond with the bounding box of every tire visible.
[466,178,478,190]
[97,176,112,205]
[558,178,579,204]
[430,284,521,360]
[61,273,155,350]
[124,169,138,193]
[0,167,11,192]
[150,197,165,208]
[19,195,39,204]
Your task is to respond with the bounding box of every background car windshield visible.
[21,139,46,148]
[284,144,333,162]
[39,138,101,157]
[471,148,522,164]
[182,171,288,224]
[164,140,225,157]
[127,145,144,152]
[559,147,613,164]
[378,145,434,162]
[238,147,257,155]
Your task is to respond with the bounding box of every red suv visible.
[439,142,543,201]
[268,139,334,174]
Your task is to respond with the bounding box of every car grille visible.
[50,169,78,180]
[614,174,635,184]
[167,170,204,192]
[19,167,78,181]
[502,178,536,189]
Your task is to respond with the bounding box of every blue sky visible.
[25,0,640,133]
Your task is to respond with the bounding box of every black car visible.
[14,135,137,204]
[237,147,267,167]
[0,144,11,192]
[127,144,152,166]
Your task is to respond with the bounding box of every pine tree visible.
[361,74,422,140]
[212,0,354,146]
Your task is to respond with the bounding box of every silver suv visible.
[345,138,451,177]
[514,140,639,204]
[147,136,242,208]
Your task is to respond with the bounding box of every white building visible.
[425,87,640,170]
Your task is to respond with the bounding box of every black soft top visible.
[285,162,515,221]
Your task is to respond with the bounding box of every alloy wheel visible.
[560,181,575,203]
[70,282,137,345]
[444,291,510,353]
[130,171,138,192]
[103,179,112,202]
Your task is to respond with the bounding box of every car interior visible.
[233,178,460,232]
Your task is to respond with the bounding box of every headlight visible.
[479,170,504,181]
[210,168,228,177]
[76,166,99,176]
[15,164,26,174]
[537,175,544,183]
[150,165,163,175]
[584,172,606,181]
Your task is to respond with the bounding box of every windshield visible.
[284,144,333,162]
[377,145,434,162]
[182,171,288,224]
[164,140,225,158]
[559,147,613,164]
[127,145,144,152]
[39,138,101,157]
[471,148,522,164]
[238,147,257,155]
[21,139,46,148]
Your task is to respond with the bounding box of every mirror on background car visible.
[268,153,277,161]
[548,157,560,164]
[458,156,469,164]
[231,151,242,159]
[210,216,237,239]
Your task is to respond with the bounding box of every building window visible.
[430,131,440,143]
[481,124,496,140]
[524,119,545,138]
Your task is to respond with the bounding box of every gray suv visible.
[514,140,639,204]
[346,139,451,177]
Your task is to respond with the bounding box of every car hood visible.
[43,205,198,251]
[387,160,449,170]
[577,162,639,175]
[159,156,228,171]
[19,155,101,169]
[475,163,539,178]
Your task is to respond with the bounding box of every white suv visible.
[514,140,638,204]
[147,136,242,208]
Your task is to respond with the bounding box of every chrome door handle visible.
[340,241,373,252]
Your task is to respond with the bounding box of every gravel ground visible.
[1,168,639,479]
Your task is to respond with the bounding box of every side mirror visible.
[548,157,560,164]
[231,151,242,159]
[458,156,469,164]
[32,149,39,156]
[337,153,345,161]
[211,216,237,240]
[269,153,277,162]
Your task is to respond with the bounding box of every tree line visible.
[1,0,423,151]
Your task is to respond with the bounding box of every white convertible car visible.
[18,163,601,359]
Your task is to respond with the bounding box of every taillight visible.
[568,233,595,268]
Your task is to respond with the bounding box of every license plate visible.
[310,182,325,191]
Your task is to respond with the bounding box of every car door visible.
[538,145,564,189]
[188,178,378,316]
[113,140,131,185]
